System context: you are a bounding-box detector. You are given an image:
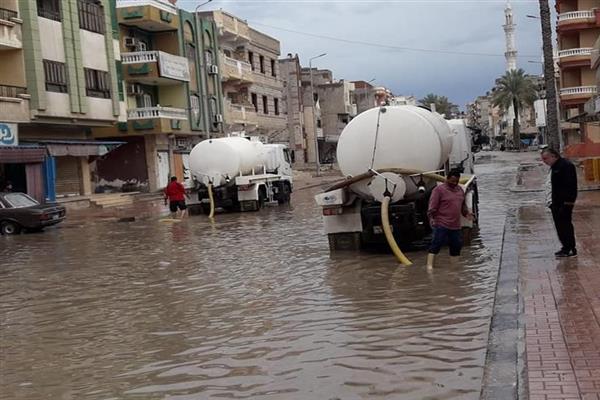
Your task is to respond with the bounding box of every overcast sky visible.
[180,0,547,109]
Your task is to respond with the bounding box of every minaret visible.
[503,0,517,71]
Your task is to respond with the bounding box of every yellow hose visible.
[207,183,215,219]
[381,196,413,266]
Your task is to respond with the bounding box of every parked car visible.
[0,192,66,235]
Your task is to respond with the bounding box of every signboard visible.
[0,123,18,146]
[158,51,190,82]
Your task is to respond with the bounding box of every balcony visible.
[557,10,598,30]
[224,101,258,127]
[117,0,179,32]
[558,47,593,67]
[94,105,189,138]
[0,85,30,123]
[122,51,190,85]
[207,11,250,43]
[560,86,597,106]
[592,37,600,69]
[127,106,187,120]
[0,7,22,50]
[221,55,253,84]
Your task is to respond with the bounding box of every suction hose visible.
[381,195,413,266]
[207,183,215,219]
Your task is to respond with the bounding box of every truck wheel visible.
[258,186,267,209]
[1,221,21,235]
[278,182,291,204]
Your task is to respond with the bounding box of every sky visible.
[179,0,549,109]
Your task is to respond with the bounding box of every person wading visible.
[541,148,578,258]
[426,169,472,269]
[164,176,188,219]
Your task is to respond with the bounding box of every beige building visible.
[199,10,287,141]
[279,53,307,165]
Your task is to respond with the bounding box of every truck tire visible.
[1,221,21,235]
[277,182,291,204]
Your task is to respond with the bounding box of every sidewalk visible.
[515,162,600,400]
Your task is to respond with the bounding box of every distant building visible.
[352,81,393,114]
[389,95,417,106]
[279,54,306,165]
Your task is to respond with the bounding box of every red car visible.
[0,192,66,235]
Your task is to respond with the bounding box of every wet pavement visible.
[1,152,540,400]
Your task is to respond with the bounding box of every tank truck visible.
[314,105,478,252]
[188,136,293,214]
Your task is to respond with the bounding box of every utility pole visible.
[539,0,561,151]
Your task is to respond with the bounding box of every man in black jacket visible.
[541,148,578,257]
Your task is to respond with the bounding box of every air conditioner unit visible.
[124,37,137,48]
[213,114,223,123]
[207,65,219,75]
[127,84,143,96]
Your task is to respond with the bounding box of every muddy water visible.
[1,152,540,400]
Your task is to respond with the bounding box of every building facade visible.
[92,1,223,192]
[199,10,287,142]
[279,53,307,165]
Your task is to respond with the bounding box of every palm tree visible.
[491,69,538,149]
[418,94,456,118]
[539,0,560,150]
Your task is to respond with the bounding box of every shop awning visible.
[21,140,125,157]
[0,146,47,163]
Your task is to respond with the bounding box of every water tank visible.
[189,137,265,186]
[336,105,453,202]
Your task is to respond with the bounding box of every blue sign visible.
[0,123,18,146]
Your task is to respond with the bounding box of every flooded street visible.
[1,152,540,400]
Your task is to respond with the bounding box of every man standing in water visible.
[541,148,578,257]
[426,169,472,269]
[164,176,188,219]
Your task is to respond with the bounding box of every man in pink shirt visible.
[426,169,472,268]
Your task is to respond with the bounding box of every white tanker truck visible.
[188,136,293,213]
[315,105,478,251]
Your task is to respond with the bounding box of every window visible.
[262,95,268,114]
[271,59,276,77]
[43,60,68,93]
[190,94,200,124]
[37,0,61,21]
[248,51,255,71]
[251,93,258,112]
[274,98,279,115]
[84,68,110,98]
[259,55,265,74]
[78,0,105,34]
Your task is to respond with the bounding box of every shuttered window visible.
[37,0,61,21]
[43,60,68,93]
[84,68,111,99]
[78,0,105,34]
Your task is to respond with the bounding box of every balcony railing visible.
[0,7,18,21]
[116,0,177,14]
[0,85,26,98]
[223,55,252,71]
[122,51,159,64]
[127,106,187,120]
[560,86,597,96]
[558,10,596,22]
[558,48,593,58]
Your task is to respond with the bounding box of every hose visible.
[381,196,412,266]
[207,183,215,219]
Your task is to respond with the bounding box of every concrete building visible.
[279,53,307,165]
[300,68,332,164]
[467,95,492,137]
[199,10,287,143]
[90,1,223,192]
[389,95,417,106]
[1,0,128,201]
[352,81,392,114]
[556,0,600,157]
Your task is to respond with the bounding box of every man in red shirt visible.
[426,169,472,269]
[164,176,188,218]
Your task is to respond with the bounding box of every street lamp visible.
[195,0,213,13]
[309,52,327,176]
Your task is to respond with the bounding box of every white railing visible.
[116,0,177,14]
[223,55,252,75]
[558,48,593,58]
[560,86,597,96]
[127,106,187,120]
[558,10,595,22]
[121,51,159,64]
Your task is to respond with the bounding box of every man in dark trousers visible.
[164,176,188,219]
[541,148,578,257]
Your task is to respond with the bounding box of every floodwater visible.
[1,152,540,400]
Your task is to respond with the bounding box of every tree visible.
[491,69,538,149]
[539,0,560,150]
[418,94,456,118]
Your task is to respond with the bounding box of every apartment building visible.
[556,0,600,157]
[467,95,492,137]
[199,10,286,142]
[1,0,125,201]
[300,68,332,164]
[279,53,306,165]
[92,1,223,192]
